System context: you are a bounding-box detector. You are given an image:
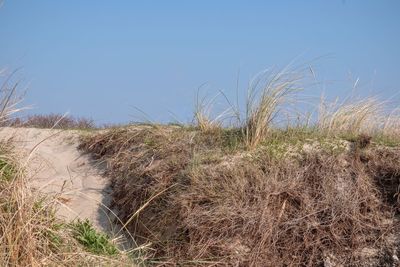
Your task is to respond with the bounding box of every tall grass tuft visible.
[318,95,384,136]
[194,89,232,132]
[244,68,303,149]
[0,71,25,125]
[382,107,400,139]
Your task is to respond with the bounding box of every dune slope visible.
[0,127,111,232]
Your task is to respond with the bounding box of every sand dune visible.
[0,127,112,232]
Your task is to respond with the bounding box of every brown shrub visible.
[79,126,193,244]
[5,113,95,129]
[364,147,400,212]
[80,126,400,266]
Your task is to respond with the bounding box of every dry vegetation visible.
[79,125,400,266]
[317,95,384,136]
[244,69,303,149]
[193,89,227,132]
[78,68,400,266]
[5,113,96,129]
[192,68,400,149]
[2,66,400,266]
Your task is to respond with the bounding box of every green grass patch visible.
[45,226,64,251]
[183,126,244,152]
[373,135,400,147]
[0,156,16,181]
[70,219,118,256]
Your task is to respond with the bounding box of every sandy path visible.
[0,127,112,232]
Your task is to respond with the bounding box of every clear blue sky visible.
[0,1,399,124]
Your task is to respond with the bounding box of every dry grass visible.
[382,107,400,139]
[0,71,25,125]
[80,126,400,266]
[193,89,225,132]
[244,69,303,149]
[3,65,400,265]
[318,95,384,136]
[192,68,304,149]
[5,113,95,130]
[192,68,400,149]
[0,143,72,266]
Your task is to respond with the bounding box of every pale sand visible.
[0,127,112,232]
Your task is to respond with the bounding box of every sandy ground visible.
[0,127,113,232]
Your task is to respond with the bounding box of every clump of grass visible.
[382,107,400,140]
[244,69,303,149]
[0,145,69,265]
[0,71,25,125]
[0,158,14,181]
[192,68,305,149]
[318,95,384,136]
[0,143,16,181]
[70,219,118,256]
[193,89,232,133]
